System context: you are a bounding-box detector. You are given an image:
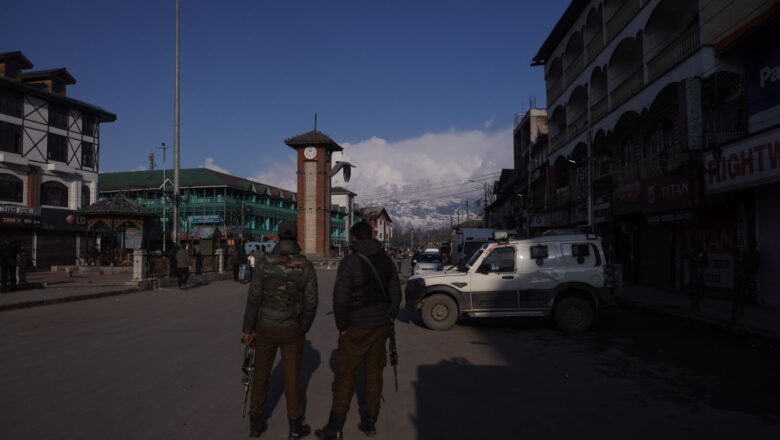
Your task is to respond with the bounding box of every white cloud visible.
[201,157,230,174]
[248,126,513,203]
[133,165,147,171]
[483,116,496,130]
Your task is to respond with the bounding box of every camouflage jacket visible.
[242,239,318,333]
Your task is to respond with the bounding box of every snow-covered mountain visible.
[358,195,483,230]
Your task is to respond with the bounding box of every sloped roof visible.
[284,130,343,152]
[21,68,76,85]
[531,0,589,66]
[99,168,295,200]
[332,186,357,196]
[0,74,116,122]
[359,206,392,223]
[79,194,154,217]
[0,51,33,68]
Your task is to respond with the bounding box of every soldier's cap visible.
[278,220,297,239]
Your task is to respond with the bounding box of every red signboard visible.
[641,175,699,213]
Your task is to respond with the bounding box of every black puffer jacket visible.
[333,239,401,331]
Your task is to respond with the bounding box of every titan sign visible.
[704,127,780,194]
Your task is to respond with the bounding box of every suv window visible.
[418,254,442,263]
[559,242,601,267]
[482,247,515,272]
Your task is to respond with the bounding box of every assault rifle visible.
[388,320,399,392]
[241,342,255,418]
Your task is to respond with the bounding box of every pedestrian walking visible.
[315,221,401,439]
[242,220,318,438]
[1,235,20,292]
[195,250,203,275]
[176,245,191,289]
[232,240,248,282]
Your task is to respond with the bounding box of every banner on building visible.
[704,126,780,193]
[746,36,780,132]
[641,175,699,213]
[188,215,222,224]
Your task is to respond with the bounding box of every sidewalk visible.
[0,270,229,311]
[618,283,780,341]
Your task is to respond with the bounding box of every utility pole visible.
[173,0,181,247]
[157,142,169,252]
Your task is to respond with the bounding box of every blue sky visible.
[2,0,568,195]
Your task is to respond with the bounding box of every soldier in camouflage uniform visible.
[242,220,318,439]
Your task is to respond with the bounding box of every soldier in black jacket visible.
[316,222,401,439]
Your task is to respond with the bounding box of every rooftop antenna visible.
[149,151,156,170]
[314,112,318,131]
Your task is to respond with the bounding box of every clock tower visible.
[284,130,344,257]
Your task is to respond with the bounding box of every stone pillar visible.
[133,249,147,281]
[216,249,225,274]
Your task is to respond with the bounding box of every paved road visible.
[1,270,779,439]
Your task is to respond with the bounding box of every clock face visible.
[303,146,318,160]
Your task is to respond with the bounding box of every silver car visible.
[413,253,444,275]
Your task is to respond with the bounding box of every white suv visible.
[404,234,616,332]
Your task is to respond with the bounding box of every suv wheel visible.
[554,296,594,333]
[420,294,458,331]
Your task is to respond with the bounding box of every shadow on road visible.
[263,340,321,420]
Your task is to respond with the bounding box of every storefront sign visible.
[641,176,696,213]
[704,253,734,289]
[189,215,222,224]
[0,206,40,216]
[39,209,86,232]
[704,127,780,193]
[0,215,40,226]
[646,211,693,224]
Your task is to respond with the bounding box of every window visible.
[49,103,68,129]
[0,89,23,117]
[41,181,69,207]
[82,114,96,137]
[81,142,94,168]
[0,174,23,203]
[482,247,516,272]
[0,120,22,153]
[47,134,68,162]
[81,185,90,208]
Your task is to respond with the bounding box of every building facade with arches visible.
[530,0,780,303]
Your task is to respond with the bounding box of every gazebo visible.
[78,194,159,266]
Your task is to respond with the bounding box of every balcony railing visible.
[647,22,700,83]
[610,69,644,109]
[548,78,564,103]
[590,95,608,123]
[585,31,604,64]
[565,54,585,87]
[549,131,567,153]
[567,113,588,139]
[606,0,639,42]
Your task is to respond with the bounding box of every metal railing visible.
[590,95,608,123]
[549,131,567,153]
[565,54,585,87]
[568,113,588,139]
[606,0,639,42]
[585,31,604,64]
[548,78,564,103]
[610,69,644,109]
[647,22,700,83]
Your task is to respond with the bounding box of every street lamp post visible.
[156,142,169,252]
[173,0,181,247]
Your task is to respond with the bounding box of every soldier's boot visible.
[315,413,345,439]
[289,417,311,439]
[357,413,377,437]
[249,415,268,438]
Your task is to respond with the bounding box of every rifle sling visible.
[353,252,390,305]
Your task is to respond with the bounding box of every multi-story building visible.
[532,0,779,302]
[358,207,393,249]
[99,168,354,255]
[0,51,116,268]
[98,169,297,247]
[488,108,549,232]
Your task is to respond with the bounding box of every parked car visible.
[413,252,444,275]
[405,233,616,332]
